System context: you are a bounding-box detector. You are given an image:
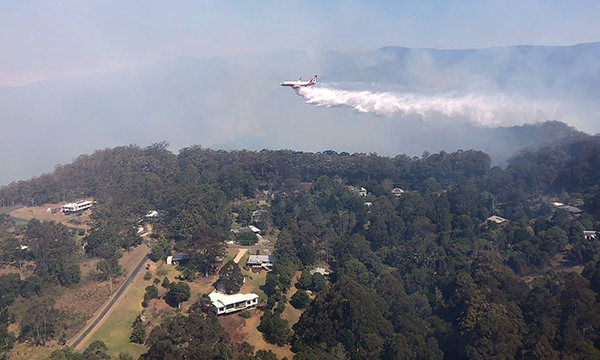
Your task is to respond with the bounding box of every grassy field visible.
[75,259,149,358]
[75,256,220,357]
[66,246,299,358]
[10,199,93,230]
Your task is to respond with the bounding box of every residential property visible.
[348,186,367,197]
[251,210,264,222]
[558,205,582,214]
[233,226,261,235]
[166,253,193,265]
[247,255,275,270]
[584,231,598,240]
[208,292,259,315]
[61,200,94,214]
[310,266,330,276]
[487,215,510,227]
[392,188,404,197]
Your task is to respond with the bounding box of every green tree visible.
[214,260,244,294]
[142,311,233,359]
[290,290,310,309]
[297,269,312,290]
[20,296,61,346]
[257,309,292,346]
[166,282,191,308]
[130,316,146,344]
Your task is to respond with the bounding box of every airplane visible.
[280,75,317,88]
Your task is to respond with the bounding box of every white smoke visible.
[297,85,558,127]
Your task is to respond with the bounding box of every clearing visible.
[10,199,94,230]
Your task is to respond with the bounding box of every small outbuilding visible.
[166,254,193,265]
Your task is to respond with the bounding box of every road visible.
[0,204,28,225]
[70,252,150,349]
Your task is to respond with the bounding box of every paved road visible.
[70,253,149,349]
[0,205,28,225]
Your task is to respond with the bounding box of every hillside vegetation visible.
[1,134,600,359]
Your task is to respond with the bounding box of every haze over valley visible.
[1,42,599,185]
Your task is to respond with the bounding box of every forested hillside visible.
[1,135,600,359]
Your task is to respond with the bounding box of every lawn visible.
[75,260,148,358]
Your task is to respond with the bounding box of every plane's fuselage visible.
[280,75,317,88]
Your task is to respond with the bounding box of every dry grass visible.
[10,199,93,230]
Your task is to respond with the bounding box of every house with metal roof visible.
[166,253,193,265]
[208,292,259,315]
[246,255,275,270]
[487,215,509,227]
[584,231,598,240]
[559,205,582,214]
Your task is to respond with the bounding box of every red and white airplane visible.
[280,75,317,88]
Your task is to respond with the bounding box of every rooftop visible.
[208,292,259,308]
[559,205,582,214]
[487,215,509,224]
[247,255,275,265]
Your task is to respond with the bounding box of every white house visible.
[392,188,404,197]
[62,200,94,214]
[487,215,510,227]
[208,292,259,315]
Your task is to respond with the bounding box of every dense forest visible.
[1,128,600,359]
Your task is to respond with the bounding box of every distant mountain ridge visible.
[0,43,598,184]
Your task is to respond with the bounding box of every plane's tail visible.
[309,75,317,84]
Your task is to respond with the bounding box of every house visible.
[251,210,264,222]
[558,205,582,214]
[392,188,404,197]
[584,231,598,240]
[487,215,509,227]
[166,254,193,265]
[348,186,367,197]
[364,202,372,207]
[310,266,330,276]
[246,255,275,270]
[62,200,94,214]
[208,292,259,315]
[233,226,261,235]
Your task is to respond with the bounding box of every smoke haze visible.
[0,43,599,185]
[298,85,556,127]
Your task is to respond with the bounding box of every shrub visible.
[238,310,253,319]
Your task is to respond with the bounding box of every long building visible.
[61,200,94,214]
[208,292,259,315]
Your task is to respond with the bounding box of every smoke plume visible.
[297,85,557,127]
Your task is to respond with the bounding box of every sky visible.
[1,0,599,86]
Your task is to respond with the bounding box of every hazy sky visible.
[1,0,599,86]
